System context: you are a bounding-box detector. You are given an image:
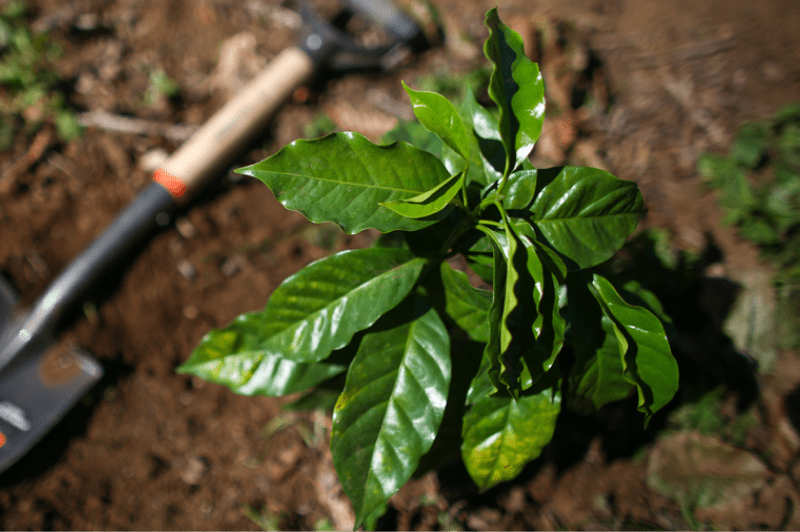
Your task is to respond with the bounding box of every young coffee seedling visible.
[178,8,679,528]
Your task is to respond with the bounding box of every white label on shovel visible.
[0,401,30,432]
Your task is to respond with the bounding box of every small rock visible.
[761,61,784,82]
[732,68,747,91]
[175,217,197,239]
[503,487,527,513]
[221,254,246,278]
[183,305,199,320]
[180,455,208,485]
[176,259,196,280]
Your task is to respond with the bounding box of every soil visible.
[1,0,799,529]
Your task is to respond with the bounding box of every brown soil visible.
[1,0,799,529]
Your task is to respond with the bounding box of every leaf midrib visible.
[259,169,429,195]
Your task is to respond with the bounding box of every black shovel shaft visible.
[0,183,175,373]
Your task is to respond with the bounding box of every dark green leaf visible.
[403,81,470,161]
[460,229,494,283]
[331,296,450,528]
[502,169,538,210]
[459,89,503,186]
[237,132,451,233]
[460,87,501,143]
[530,166,645,270]
[731,121,770,168]
[440,261,492,343]
[202,248,424,371]
[524,237,567,375]
[483,7,545,171]
[620,279,674,327]
[479,222,526,397]
[176,312,346,396]
[381,118,465,176]
[480,234,507,397]
[565,278,634,415]
[590,274,679,423]
[381,171,464,219]
[461,372,560,490]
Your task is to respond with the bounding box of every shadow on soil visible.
[405,230,761,529]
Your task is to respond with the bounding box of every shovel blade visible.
[0,343,102,475]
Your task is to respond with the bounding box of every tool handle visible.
[154,46,315,203]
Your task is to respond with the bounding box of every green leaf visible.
[403,81,470,161]
[331,296,450,528]
[460,87,501,143]
[590,274,679,423]
[177,312,347,396]
[529,166,645,270]
[731,121,770,169]
[460,229,494,283]
[478,215,567,397]
[483,7,545,172]
[439,261,492,343]
[480,233,507,396]
[479,221,526,397]
[460,88,505,183]
[461,367,560,490]
[524,237,567,375]
[381,118,465,176]
[380,171,464,219]
[237,132,451,233]
[502,169,538,210]
[245,249,425,366]
[565,279,634,415]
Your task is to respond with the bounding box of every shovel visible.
[0,0,432,474]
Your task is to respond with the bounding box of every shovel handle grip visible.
[153,47,315,203]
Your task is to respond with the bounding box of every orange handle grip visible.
[153,47,315,202]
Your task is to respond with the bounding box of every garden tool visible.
[0,0,435,475]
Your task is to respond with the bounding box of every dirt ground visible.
[1,0,799,529]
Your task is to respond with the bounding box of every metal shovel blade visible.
[0,278,103,474]
[0,344,102,473]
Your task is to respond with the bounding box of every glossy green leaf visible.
[523,236,567,376]
[177,311,346,396]
[484,7,545,171]
[478,222,526,397]
[331,296,450,528]
[439,261,492,343]
[565,278,634,415]
[502,169,538,210]
[480,234,506,397]
[461,230,494,283]
[460,88,505,184]
[237,132,450,233]
[381,171,464,219]
[530,166,645,270]
[403,81,470,161]
[259,248,424,364]
[461,362,560,490]
[590,274,679,422]
[381,118,465,176]
[460,87,501,143]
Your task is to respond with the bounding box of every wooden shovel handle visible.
[153,47,315,203]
